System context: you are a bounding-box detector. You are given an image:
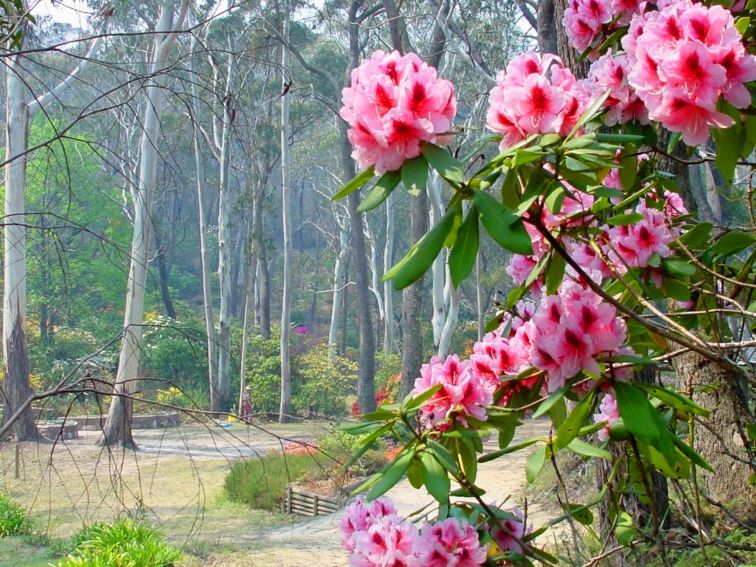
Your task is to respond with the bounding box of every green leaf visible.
[568,438,611,459]
[407,457,424,489]
[633,383,709,417]
[613,382,675,458]
[713,125,739,185]
[606,212,644,226]
[568,90,610,138]
[366,450,413,500]
[420,451,450,503]
[679,222,712,249]
[479,437,541,463]
[619,149,637,191]
[401,156,428,196]
[449,206,480,288]
[615,511,636,545]
[357,170,401,212]
[526,445,548,483]
[662,259,695,278]
[403,384,443,411]
[345,424,392,468]
[421,142,464,184]
[595,133,646,144]
[383,205,459,289]
[711,231,755,257]
[556,389,596,449]
[333,167,375,200]
[474,190,533,256]
[427,440,460,475]
[672,436,713,472]
[457,438,478,485]
[545,252,566,295]
[533,385,569,419]
[563,503,594,526]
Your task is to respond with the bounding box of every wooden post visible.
[313,494,319,516]
[286,485,292,514]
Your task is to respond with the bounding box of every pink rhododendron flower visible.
[340,50,456,174]
[491,507,530,555]
[623,0,756,145]
[341,497,397,552]
[486,53,591,150]
[414,518,488,567]
[350,515,418,567]
[586,52,648,125]
[563,0,612,52]
[413,355,492,427]
[594,393,620,441]
[606,204,675,268]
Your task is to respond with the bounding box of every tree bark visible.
[101,0,189,447]
[215,42,236,412]
[279,3,293,422]
[553,0,589,77]
[329,219,350,360]
[189,37,218,407]
[672,354,754,505]
[383,193,396,353]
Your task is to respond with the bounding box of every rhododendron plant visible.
[335,0,755,564]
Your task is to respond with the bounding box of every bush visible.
[243,334,282,414]
[57,518,181,567]
[224,452,328,510]
[318,429,389,477]
[0,493,31,536]
[292,343,356,418]
[141,316,209,393]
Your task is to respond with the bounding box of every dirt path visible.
[247,419,553,567]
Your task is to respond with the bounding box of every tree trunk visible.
[672,354,754,505]
[428,172,446,349]
[437,263,460,360]
[101,0,189,447]
[279,4,293,422]
[475,252,485,341]
[553,0,589,77]
[257,248,271,339]
[400,191,429,398]
[329,220,350,360]
[154,232,177,319]
[537,0,558,55]
[383,193,396,353]
[189,37,218,406]
[2,43,39,441]
[215,44,236,413]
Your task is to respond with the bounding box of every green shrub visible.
[224,452,328,510]
[57,518,181,567]
[243,334,282,414]
[0,493,31,536]
[318,429,389,476]
[292,343,356,418]
[141,316,209,392]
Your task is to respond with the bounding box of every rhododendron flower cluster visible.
[605,202,677,269]
[340,50,456,174]
[563,0,644,53]
[490,507,530,556]
[486,53,591,150]
[413,355,493,428]
[623,0,756,145]
[586,52,648,126]
[593,393,620,441]
[341,498,487,566]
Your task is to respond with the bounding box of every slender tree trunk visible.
[189,39,218,405]
[101,0,189,447]
[537,0,558,55]
[329,221,349,360]
[383,193,396,353]
[475,252,485,341]
[215,44,236,412]
[438,263,460,360]
[257,247,271,339]
[279,5,293,422]
[154,233,177,319]
[428,172,446,349]
[238,241,256,415]
[2,43,39,441]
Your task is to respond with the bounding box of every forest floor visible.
[0,417,555,566]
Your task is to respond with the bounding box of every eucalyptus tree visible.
[101,0,190,447]
[2,5,108,440]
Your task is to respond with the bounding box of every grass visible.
[56,518,181,567]
[224,452,330,511]
[0,493,32,537]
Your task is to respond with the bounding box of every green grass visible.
[56,518,181,567]
[224,452,330,511]
[0,493,31,537]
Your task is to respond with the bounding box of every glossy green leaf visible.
[421,142,464,184]
[401,156,428,196]
[383,206,459,289]
[606,212,644,226]
[427,440,460,475]
[711,231,755,257]
[366,450,413,500]
[556,389,596,449]
[662,259,695,277]
[449,205,480,288]
[474,190,533,255]
[614,382,675,458]
[533,385,569,419]
[357,170,401,212]
[525,445,548,483]
[679,222,712,248]
[420,451,450,503]
[479,437,541,463]
[615,511,636,545]
[633,383,709,417]
[714,125,740,185]
[403,384,443,411]
[568,438,611,459]
[333,167,375,200]
[457,438,478,485]
[545,252,566,296]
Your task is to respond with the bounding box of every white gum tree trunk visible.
[101,0,189,447]
[329,218,350,360]
[383,193,396,353]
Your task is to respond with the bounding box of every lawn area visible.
[0,421,328,565]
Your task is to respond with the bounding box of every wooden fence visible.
[284,485,341,517]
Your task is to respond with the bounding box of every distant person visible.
[241,387,253,419]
